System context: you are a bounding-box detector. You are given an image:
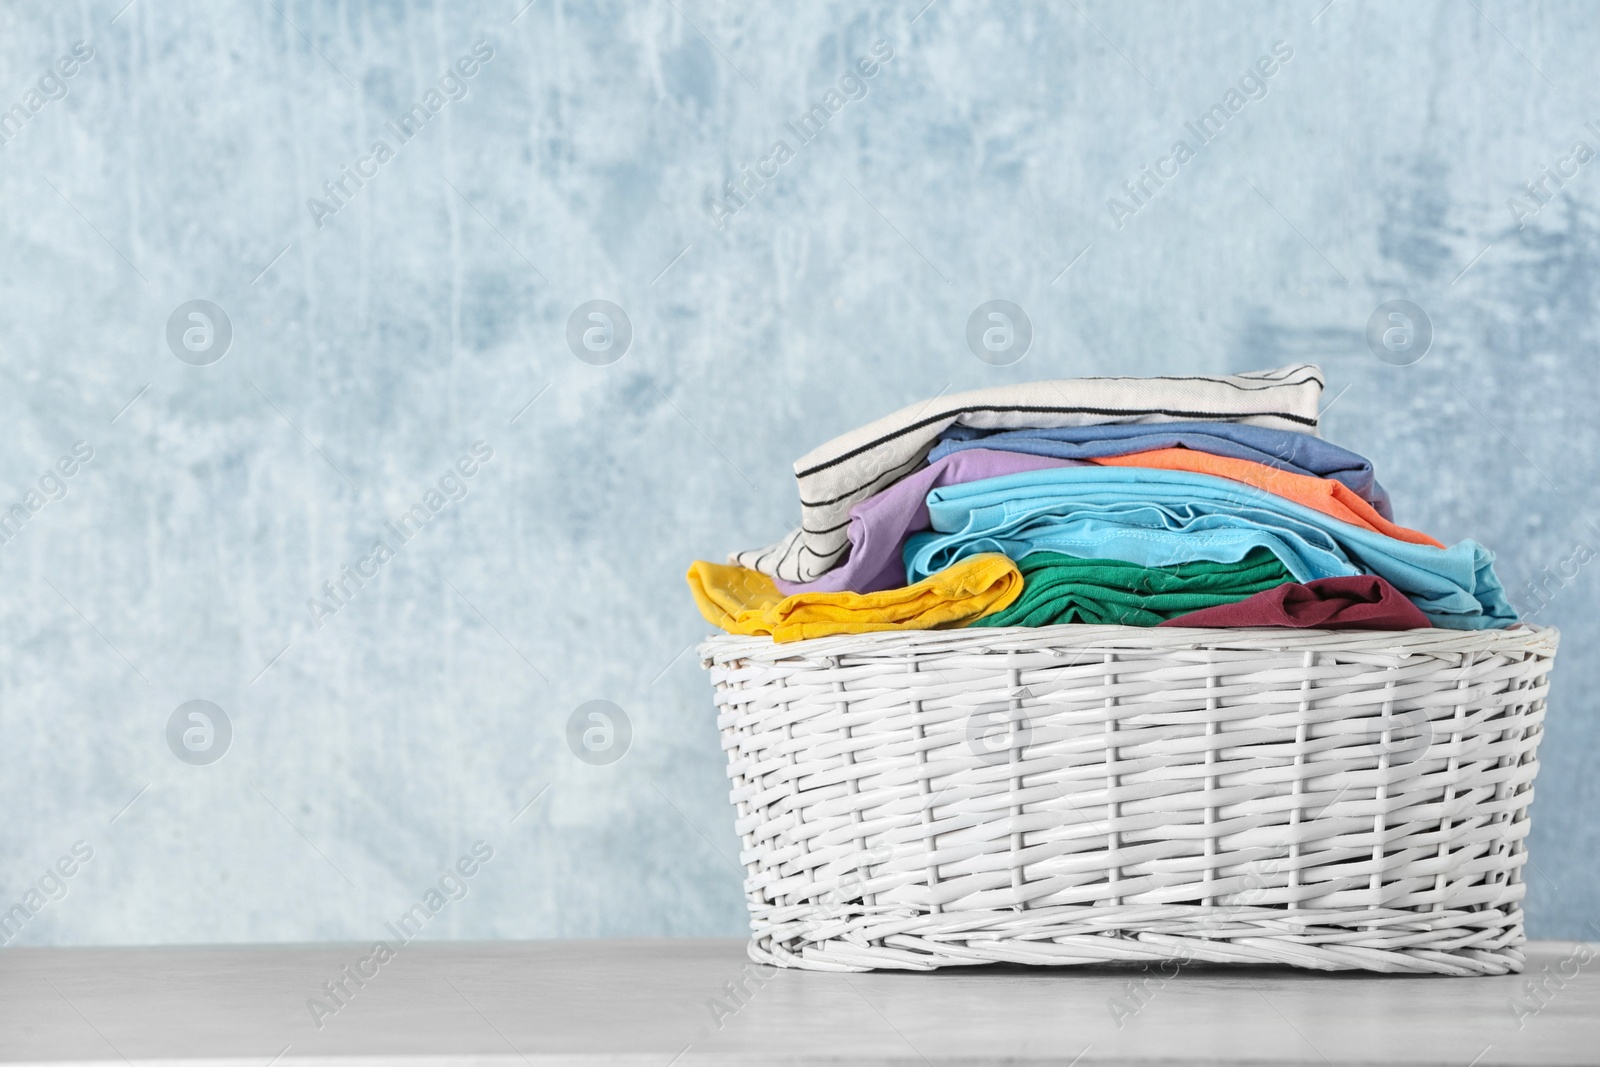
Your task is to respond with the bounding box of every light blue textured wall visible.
[1,0,1595,946]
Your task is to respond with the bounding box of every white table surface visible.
[1,939,1595,1065]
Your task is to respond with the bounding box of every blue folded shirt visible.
[902,467,1515,629]
[929,421,1394,520]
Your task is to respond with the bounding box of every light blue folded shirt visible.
[902,467,1516,629]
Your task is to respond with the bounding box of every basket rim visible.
[699,621,1559,667]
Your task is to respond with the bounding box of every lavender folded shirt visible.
[930,421,1394,520]
[772,449,1082,595]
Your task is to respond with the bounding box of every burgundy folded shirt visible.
[1158,575,1431,630]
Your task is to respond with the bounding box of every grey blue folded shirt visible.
[928,420,1393,519]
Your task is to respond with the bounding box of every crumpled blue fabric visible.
[903,467,1515,629]
[929,421,1394,520]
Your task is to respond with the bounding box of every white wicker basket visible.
[701,624,1559,976]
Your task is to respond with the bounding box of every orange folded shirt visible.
[1088,448,1444,548]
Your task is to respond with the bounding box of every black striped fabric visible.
[733,365,1325,583]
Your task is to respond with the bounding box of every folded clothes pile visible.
[688,364,1514,642]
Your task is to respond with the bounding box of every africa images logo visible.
[0,41,94,148]
[306,41,495,229]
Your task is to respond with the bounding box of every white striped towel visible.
[732,364,1326,583]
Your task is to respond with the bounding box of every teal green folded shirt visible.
[974,550,1293,628]
[903,467,1516,630]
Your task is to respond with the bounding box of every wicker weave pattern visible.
[702,625,1558,976]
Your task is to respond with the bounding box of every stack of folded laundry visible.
[688,364,1517,642]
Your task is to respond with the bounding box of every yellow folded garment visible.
[687,553,1023,643]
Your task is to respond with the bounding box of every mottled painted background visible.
[1,0,1595,946]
